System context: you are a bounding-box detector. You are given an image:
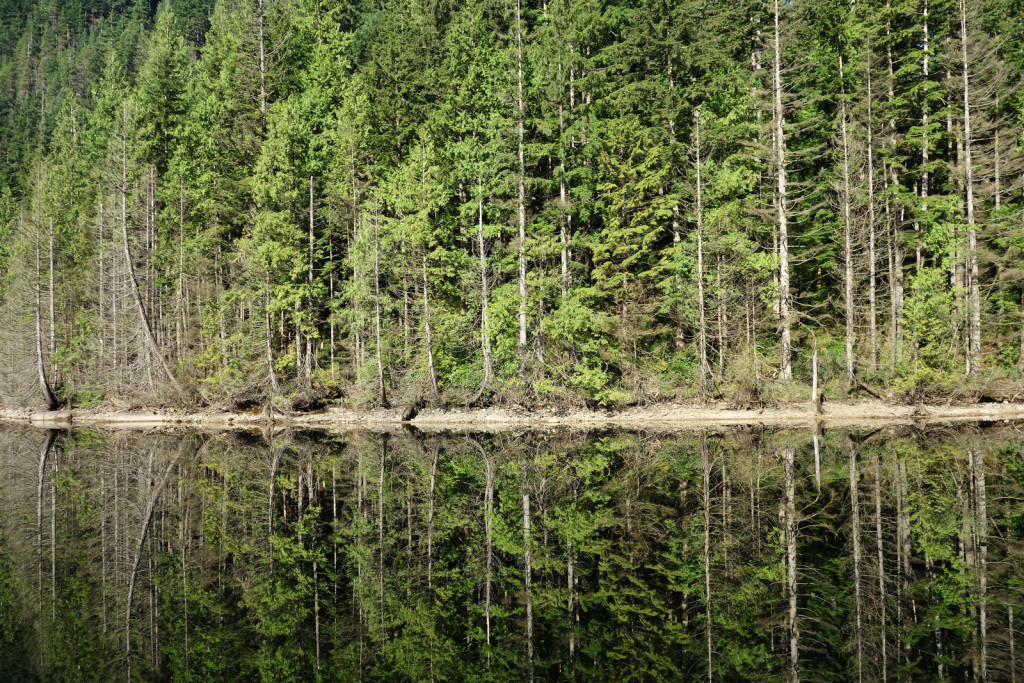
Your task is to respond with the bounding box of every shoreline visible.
[3,399,1024,431]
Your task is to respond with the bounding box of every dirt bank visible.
[2,398,1024,432]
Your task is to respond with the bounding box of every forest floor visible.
[4,397,1024,432]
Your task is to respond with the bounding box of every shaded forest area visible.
[1,425,1022,680]
[1,0,1024,411]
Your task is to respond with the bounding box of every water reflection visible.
[1,424,1022,681]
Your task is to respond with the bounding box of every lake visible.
[0,422,1021,681]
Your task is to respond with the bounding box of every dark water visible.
[0,423,1022,682]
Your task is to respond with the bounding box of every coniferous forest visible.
[1,0,1024,410]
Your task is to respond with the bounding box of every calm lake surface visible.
[1,423,1022,681]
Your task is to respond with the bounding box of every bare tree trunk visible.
[177,180,185,356]
[960,0,981,375]
[307,176,315,387]
[866,53,879,372]
[118,112,188,402]
[48,218,56,380]
[773,0,792,381]
[471,182,492,404]
[840,56,855,391]
[422,254,439,399]
[886,2,903,365]
[695,109,709,398]
[918,0,930,273]
[373,204,387,406]
[515,0,528,369]
[35,233,58,410]
[257,0,267,138]
[265,283,280,396]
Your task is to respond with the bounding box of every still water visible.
[0,423,1022,681]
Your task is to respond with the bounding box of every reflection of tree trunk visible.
[36,430,55,670]
[470,437,494,661]
[813,427,821,492]
[874,454,887,681]
[848,438,863,682]
[1010,605,1016,683]
[522,464,533,678]
[51,447,57,621]
[702,436,713,682]
[427,443,438,590]
[973,446,988,680]
[101,472,107,634]
[378,437,386,640]
[126,440,190,656]
[783,445,798,682]
[268,443,281,572]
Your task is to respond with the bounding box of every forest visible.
[1,0,1023,411]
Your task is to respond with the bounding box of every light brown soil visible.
[3,399,1024,432]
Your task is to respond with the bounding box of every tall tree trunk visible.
[307,175,315,387]
[118,109,188,402]
[773,0,792,381]
[886,2,904,364]
[257,0,267,138]
[866,53,879,372]
[177,180,186,356]
[960,0,981,375]
[695,110,709,397]
[840,56,855,391]
[471,182,492,404]
[515,0,528,369]
[35,233,58,410]
[422,254,439,399]
[48,217,55,380]
[264,283,280,397]
[918,0,930,273]
[373,204,387,406]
